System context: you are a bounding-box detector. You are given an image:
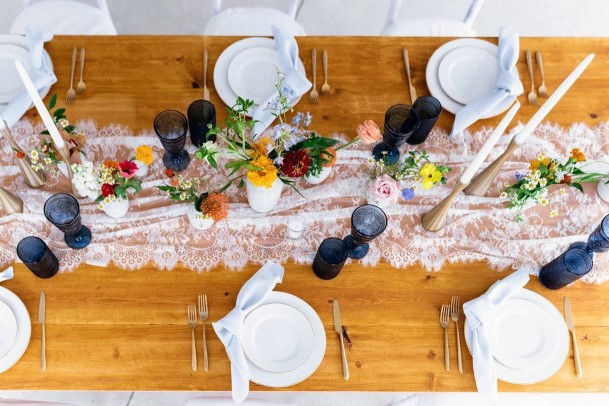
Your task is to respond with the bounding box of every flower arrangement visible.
[134,145,153,166]
[366,151,451,207]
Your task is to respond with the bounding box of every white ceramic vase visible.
[133,159,149,179]
[597,181,609,203]
[187,205,214,230]
[245,177,283,213]
[101,196,130,219]
[305,166,332,185]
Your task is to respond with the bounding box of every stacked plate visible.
[0,34,53,111]
[242,291,326,387]
[464,288,569,384]
[214,37,306,116]
[0,286,31,374]
[426,38,518,116]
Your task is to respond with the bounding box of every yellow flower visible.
[247,155,278,188]
[135,145,154,165]
[529,159,540,170]
[541,157,552,167]
[251,136,273,158]
[570,148,585,162]
[420,163,442,190]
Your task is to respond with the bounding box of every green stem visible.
[335,137,360,151]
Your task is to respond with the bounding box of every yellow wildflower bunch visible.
[135,145,154,166]
[247,155,278,188]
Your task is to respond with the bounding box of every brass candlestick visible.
[421,180,468,232]
[463,139,520,197]
[0,120,46,188]
[54,142,85,199]
[0,186,23,214]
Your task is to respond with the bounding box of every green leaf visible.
[208,155,218,169]
[53,108,66,118]
[238,178,244,188]
[570,182,584,193]
[48,93,57,110]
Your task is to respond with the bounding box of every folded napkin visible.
[0,28,57,128]
[0,266,14,283]
[449,28,524,137]
[462,267,530,403]
[213,261,285,404]
[251,26,311,139]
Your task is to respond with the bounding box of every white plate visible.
[227,47,286,105]
[0,44,34,104]
[244,291,326,387]
[438,46,498,106]
[214,37,306,116]
[242,302,314,373]
[426,38,518,117]
[0,286,31,374]
[0,300,18,358]
[464,288,569,384]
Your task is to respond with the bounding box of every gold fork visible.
[76,48,86,95]
[525,51,537,105]
[309,49,318,104]
[198,294,209,372]
[535,51,548,97]
[66,48,77,104]
[321,49,330,95]
[203,49,210,101]
[450,296,463,373]
[440,304,450,372]
[188,305,197,371]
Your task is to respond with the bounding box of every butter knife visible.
[333,299,349,380]
[564,297,582,377]
[403,48,417,105]
[39,290,46,372]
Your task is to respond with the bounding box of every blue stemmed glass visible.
[44,193,91,249]
[372,104,419,165]
[154,110,190,172]
[343,204,388,259]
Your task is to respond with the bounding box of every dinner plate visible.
[464,288,569,384]
[0,286,31,374]
[426,38,518,117]
[0,44,33,104]
[242,302,315,373]
[0,300,18,358]
[244,291,326,387]
[214,37,306,116]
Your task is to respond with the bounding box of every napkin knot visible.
[495,69,524,96]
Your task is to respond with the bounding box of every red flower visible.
[16,151,25,159]
[101,183,116,198]
[165,168,175,178]
[281,150,311,178]
[118,160,138,179]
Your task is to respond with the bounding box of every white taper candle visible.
[460,100,521,185]
[514,53,595,145]
[14,59,65,149]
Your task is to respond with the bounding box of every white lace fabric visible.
[2,119,609,283]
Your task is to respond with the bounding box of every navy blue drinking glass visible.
[187,99,216,147]
[539,246,593,289]
[16,236,59,278]
[586,214,609,253]
[154,110,190,172]
[44,193,91,249]
[408,96,441,145]
[312,238,349,280]
[372,104,419,164]
[343,204,388,259]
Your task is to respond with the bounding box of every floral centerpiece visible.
[132,145,154,179]
[366,151,451,207]
[156,175,229,230]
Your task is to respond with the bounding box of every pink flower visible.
[118,160,138,179]
[356,120,382,145]
[368,174,400,206]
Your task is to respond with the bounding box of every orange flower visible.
[529,159,540,170]
[320,147,336,168]
[571,148,585,162]
[251,136,273,157]
[200,193,229,221]
[103,160,119,169]
[541,157,552,167]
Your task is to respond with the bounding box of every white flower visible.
[550,210,558,217]
[500,192,508,198]
[539,178,548,187]
[58,118,69,128]
[30,150,39,160]
[555,170,566,182]
[559,188,566,195]
[179,192,187,201]
[44,157,52,165]
[539,198,549,205]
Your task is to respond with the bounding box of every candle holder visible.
[44,193,91,249]
[421,180,468,232]
[343,204,388,259]
[0,119,46,188]
[463,139,520,197]
[154,110,190,172]
[372,104,419,165]
[0,186,23,214]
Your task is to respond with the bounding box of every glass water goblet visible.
[343,204,388,259]
[44,193,91,249]
[372,104,419,165]
[154,110,190,172]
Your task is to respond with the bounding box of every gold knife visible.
[564,297,582,377]
[403,48,417,105]
[333,299,349,380]
[39,290,46,372]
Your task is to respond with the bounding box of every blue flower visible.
[401,187,415,201]
[303,112,312,127]
[515,172,523,181]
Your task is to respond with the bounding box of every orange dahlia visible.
[199,193,229,221]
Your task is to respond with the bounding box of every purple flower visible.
[292,112,304,126]
[515,172,523,181]
[303,112,312,127]
[401,187,415,201]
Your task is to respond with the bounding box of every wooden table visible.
[3,36,609,392]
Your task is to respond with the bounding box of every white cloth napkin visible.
[0,28,57,128]
[0,266,14,283]
[212,261,285,404]
[449,28,524,137]
[251,26,311,139]
[462,267,531,403]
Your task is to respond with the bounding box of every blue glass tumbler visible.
[312,238,349,280]
[539,246,593,289]
[586,214,609,253]
[16,236,59,278]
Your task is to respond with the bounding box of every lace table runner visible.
[2,119,609,283]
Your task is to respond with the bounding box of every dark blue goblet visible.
[586,214,609,253]
[154,110,190,172]
[539,246,593,290]
[16,236,59,278]
[312,238,349,280]
[343,204,388,259]
[372,104,419,165]
[44,193,91,249]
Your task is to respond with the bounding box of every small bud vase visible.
[133,160,149,179]
[100,196,130,219]
[245,177,283,213]
[305,166,332,185]
[187,205,214,230]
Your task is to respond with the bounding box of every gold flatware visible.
[39,290,46,372]
[310,49,318,104]
[564,297,582,377]
[203,49,210,101]
[440,304,450,372]
[187,305,197,371]
[321,49,330,96]
[536,51,548,97]
[198,294,209,372]
[525,50,537,105]
[66,48,77,104]
[76,47,86,95]
[450,296,462,373]
[403,48,417,104]
[333,299,349,380]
